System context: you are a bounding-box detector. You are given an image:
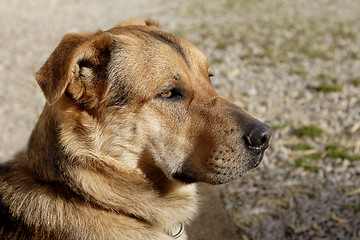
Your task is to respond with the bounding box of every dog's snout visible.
[243,123,272,151]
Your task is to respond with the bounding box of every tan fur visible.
[0,19,271,239]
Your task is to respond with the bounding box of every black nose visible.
[243,123,272,151]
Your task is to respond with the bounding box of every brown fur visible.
[0,19,271,239]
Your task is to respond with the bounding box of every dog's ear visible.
[35,31,112,105]
[114,19,162,29]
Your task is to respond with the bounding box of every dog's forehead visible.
[109,26,208,70]
[107,26,210,92]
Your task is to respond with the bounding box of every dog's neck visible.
[24,104,198,236]
[26,105,64,181]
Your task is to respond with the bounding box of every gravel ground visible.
[1,0,360,239]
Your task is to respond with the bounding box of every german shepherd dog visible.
[0,19,271,239]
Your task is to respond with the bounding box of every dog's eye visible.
[208,68,214,78]
[161,90,172,98]
[158,88,183,101]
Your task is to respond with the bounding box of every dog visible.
[0,19,271,239]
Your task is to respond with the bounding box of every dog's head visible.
[36,20,271,185]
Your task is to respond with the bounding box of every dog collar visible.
[171,223,185,239]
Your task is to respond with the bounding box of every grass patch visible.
[295,143,315,150]
[293,142,322,172]
[289,69,308,76]
[294,158,305,168]
[347,155,360,162]
[326,143,360,161]
[295,125,324,138]
[272,123,289,131]
[307,152,322,160]
[317,73,334,81]
[315,83,342,92]
[351,77,360,87]
[331,23,357,42]
[294,142,360,173]
[304,165,318,172]
[294,157,319,172]
[355,201,360,212]
[347,51,358,60]
[213,58,224,64]
[294,142,322,172]
[314,73,342,92]
[325,142,342,151]
[309,50,331,61]
[215,41,229,50]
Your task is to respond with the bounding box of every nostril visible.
[243,124,272,150]
[244,135,252,147]
[261,131,271,145]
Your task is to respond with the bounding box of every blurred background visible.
[1,0,359,239]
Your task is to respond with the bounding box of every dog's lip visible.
[249,151,265,169]
[245,142,270,152]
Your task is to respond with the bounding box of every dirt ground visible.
[1,0,359,239]
[0,1,238,239]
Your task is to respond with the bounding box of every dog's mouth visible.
[209,149,266,184]
[172,147,267,185]
[247,151,265,169]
